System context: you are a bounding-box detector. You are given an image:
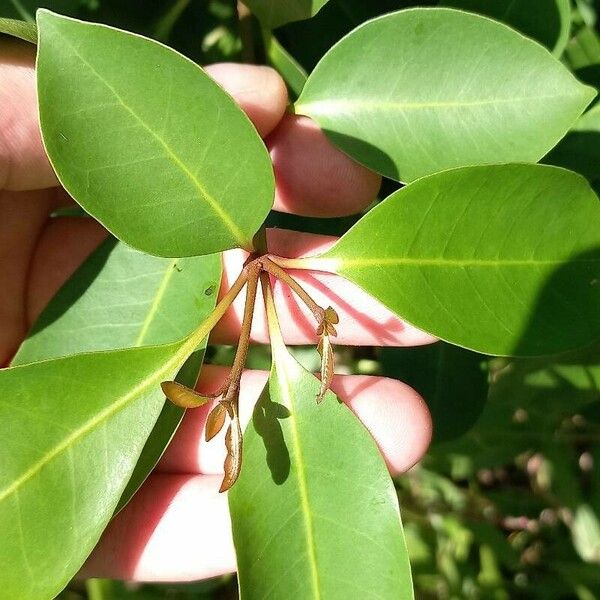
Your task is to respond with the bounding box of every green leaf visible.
[441,0,571,55]
[36,10,274,257]
[0,17,36,42]
[0,339,193,600]
[380,343,488,443]
[309,164,600,356]
[13,237,221,510]
[244,0,330,29]
[229,344,413,599]
[295,8,596,182]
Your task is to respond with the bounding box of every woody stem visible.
[223,261,261,403]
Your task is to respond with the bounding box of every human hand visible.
[0,38,434,582]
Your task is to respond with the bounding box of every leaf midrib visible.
[333,256,600,268]
[134,260,177,346]
[297,92,586,115]
[46,21,248,247]
[276,359,322,599]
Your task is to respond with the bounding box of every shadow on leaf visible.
[252,384,291,485]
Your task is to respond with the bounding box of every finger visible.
[80,473,235,582]
[158,365,433,477]
[0,39,58,191]
[267,114,381,217]
[204,63,288,138]
[81,364,432,583]
[212,228,438,347]
[0,188,58,364]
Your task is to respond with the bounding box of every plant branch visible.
[224,262,260,402]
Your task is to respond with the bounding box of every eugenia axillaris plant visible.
[0,2,599,599]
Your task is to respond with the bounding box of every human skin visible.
[0,39,434,581]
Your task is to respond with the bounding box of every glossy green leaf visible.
[310,164,600,356]
[0,17,36,42]
[295,8,596,182]
[0,339,194,600]
[244,0,329,29]
[37,10,274,257]
[229,344,413,599]
[441,0,571,55]
[13,237,221,510]
[380,343,488,443]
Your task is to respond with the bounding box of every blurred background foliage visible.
[1,0,598,598]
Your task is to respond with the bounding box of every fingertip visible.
[0,39,58,191]
[267,115,382,217]
[331,375,432,475]
[205,63,288,138]
[81,474,235,582]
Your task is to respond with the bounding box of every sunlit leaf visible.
[295,8,595,182]
[13,237,221,510]
[564,25,600,71]
[0,339,193,599]
[229,344,413,598]
[571,504,600,563]
[37,10,274,257]
[311,164,600,355]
